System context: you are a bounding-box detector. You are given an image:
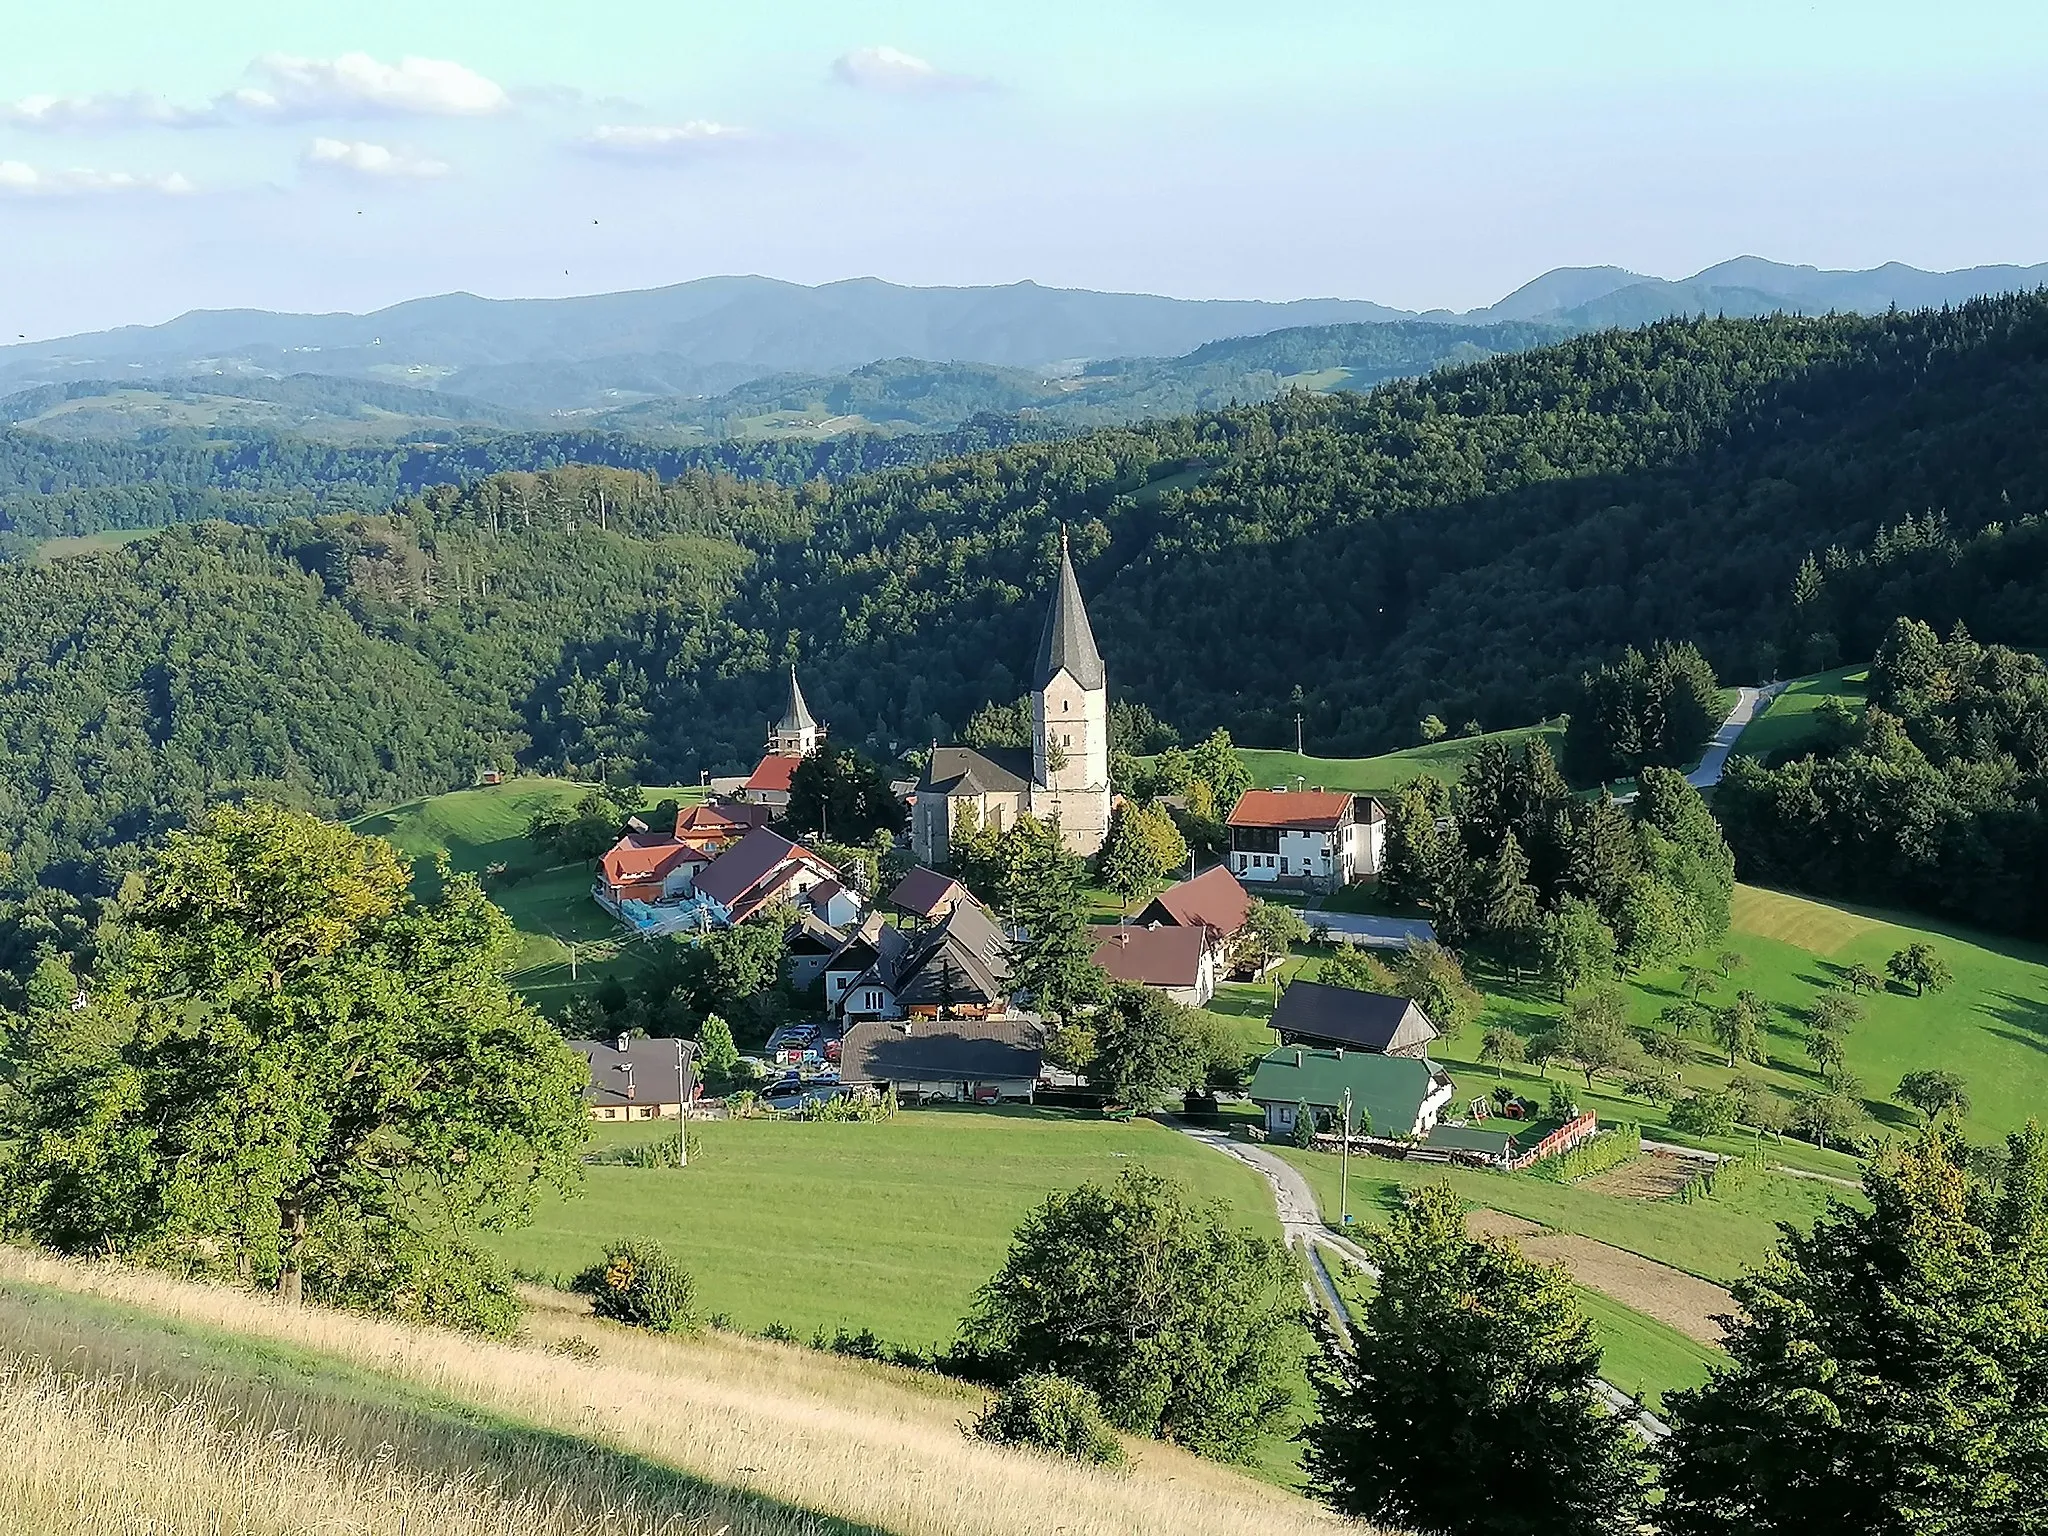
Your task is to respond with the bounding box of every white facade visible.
[1230,809,1383,892]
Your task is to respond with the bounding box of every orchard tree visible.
[1660,1124,2048,1534]
[1545,986,1642,1090]
[1841,962,1883,995]
[1479,1026,1528,1078]
[3,805,588,1327]
[1895,1069,1970,1124]
[1886,942,1953,997]
[1309,1183,1650,1535]
[960,1168,1305,1463]
[1231,898,1308,977]
[1712,991,1770,1068]
[1394,941,1485,1040]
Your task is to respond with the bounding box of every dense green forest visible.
[7,297,2048,893]
[0,415,1047,557]
[1719,616,2048,937]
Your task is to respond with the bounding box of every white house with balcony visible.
[1225,789,1385,893]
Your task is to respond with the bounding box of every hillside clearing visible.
[0,1247,1347,1536]
[1235,722,1566,795]
[1730,665,1868,763]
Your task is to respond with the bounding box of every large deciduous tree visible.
[2,805,588,1330]
[959,1167,1305,1463]
[785,744,905,842]
[1308,1182,1651,1535]
[1659,1123,2048,1535]
[1086,985,1205,1110]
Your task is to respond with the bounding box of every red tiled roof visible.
[599,834,708,888]
[1227,789,1354,831]
[674,800,773,847]
[1090,924,1210,989]
[1139,864,1252,938]
[743,754,800,794]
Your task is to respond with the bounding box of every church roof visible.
[919,744,1033,797]
[1035,536,1105,691]
[779,665,817,733]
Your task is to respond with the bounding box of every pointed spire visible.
[779,663,817,733]
[1035,529,1105,690]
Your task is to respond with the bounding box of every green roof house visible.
[1246,1045,1456,1141]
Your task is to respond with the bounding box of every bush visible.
[972,1373,1127,1466]
[572,1238,699,1332]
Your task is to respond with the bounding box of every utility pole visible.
[1340,1086,1353,1228]
[1295,712,1305,757]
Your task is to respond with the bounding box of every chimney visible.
[615,1033,630,1053]
[1336,1047,1344,1059]
[1294,1049,1303,1067]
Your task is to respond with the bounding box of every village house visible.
[695,827,863,929]
[838,1014,1044,1104]
[1269,980,1441,1059]
[1134,863,1253,961]
[912,534,1114,864]
[1226,788,1385,892]
[593,799,775,916]
[887,865,969,924]
[738,667,824,810]
[1089,922,1218,1007]
[834,895,1012,1022]
[1247,1045,1456,1141]
[568,1034,698,1121]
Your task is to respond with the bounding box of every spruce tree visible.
[1308,1183,1651,1535]
[1660,1123,2048,1535]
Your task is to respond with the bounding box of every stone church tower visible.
[1029,534,1112,855]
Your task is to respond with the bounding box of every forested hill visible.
[7,295,2048,886]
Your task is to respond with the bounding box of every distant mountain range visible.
[2,257,2042,436]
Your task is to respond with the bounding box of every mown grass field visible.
[1730,665,1868,763]
[493,1108,1281,1349]
[1236,721,1567,795]
[354,777,704,1012]
[1572,1286,1721,1413]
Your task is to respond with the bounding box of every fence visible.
[1509,1112,1605,1173]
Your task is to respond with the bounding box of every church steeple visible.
[768,664,823,756]
[1035,529,1106,691]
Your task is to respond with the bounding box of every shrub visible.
[972,1373,1127,1466]
[572,1238,698,1333]
[1669,1088,1742,1139]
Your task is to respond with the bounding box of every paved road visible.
[1687,683,1785,788]
[1309,912,1439,949]
[1164,1116,1671,1440]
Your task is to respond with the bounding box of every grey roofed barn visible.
[1269,980,1440,1058]
[839,1014,1043,1087]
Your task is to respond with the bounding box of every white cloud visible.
[0,91,220,131]
[303,138,451,179]
[2,53,508,133]
[831,46,986,93]
[578,121,752,159]
[0,160,195,196]
[238,53,510,120]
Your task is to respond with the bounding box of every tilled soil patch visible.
[1466,1209,1733,1345]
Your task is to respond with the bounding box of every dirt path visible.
[1466,1211,1734,1345]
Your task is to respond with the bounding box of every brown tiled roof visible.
[840,1015,1042,1086]
[1137,864,1252,938]
[695,827,841,925]
[1090,923,1209,988]
[1227,789,1355,831]
[887,866,967,920]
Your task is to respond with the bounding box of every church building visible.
[739,666,823,810]
[911,536,1113,864]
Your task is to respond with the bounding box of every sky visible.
[2,0,2046,340]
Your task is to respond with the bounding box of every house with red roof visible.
[596,833,712,910]
[1135,864,1253,951]
[1226,788,1385,893]
[1090,922,1218,1007]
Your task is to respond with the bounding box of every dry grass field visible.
[0,1246,1364,1536]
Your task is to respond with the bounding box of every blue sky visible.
[3,1,2045,339]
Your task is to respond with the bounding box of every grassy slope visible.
[353,777,704,1012]
[0,1248,1328,1536]
[1572,1286,1721,1413]
[1236,721,1566,794]
[31,527,162,563]
[492,1108,1282,1349]
[1731,665,1869,762]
